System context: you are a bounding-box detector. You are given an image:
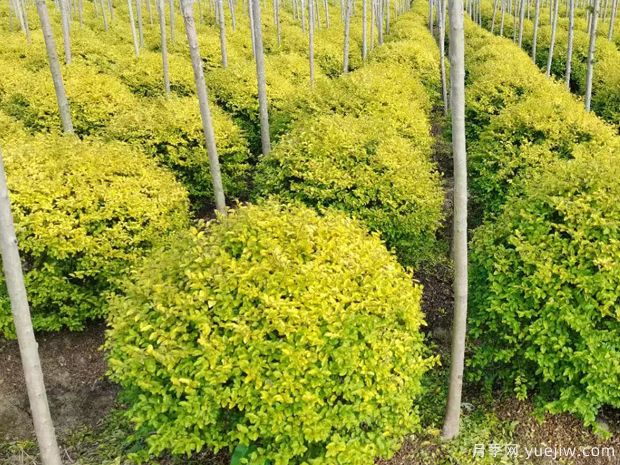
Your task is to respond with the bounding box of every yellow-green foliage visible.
[0,111,27,143]
[254,115,443,265]
[0,59,135,136]
[0,136,190,337]
[469,151,620,425]
[108,96,252,206]
[480,1,620,132]
[106,201,434,465]
[464,21,620,219]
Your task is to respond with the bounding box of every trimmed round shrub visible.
[469,151,620,425]
[107,96,252,207]
[254,114,444,266]
[469,86,619,217]
[106,202,434,465]
[0,136,190,337]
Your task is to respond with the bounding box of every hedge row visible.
[0,130,190,335]
[464,20,620,425]
[255,1,444,266]
[480,1,620,132]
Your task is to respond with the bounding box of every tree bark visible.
[35,0,74,133]
[442,0,468,441]
[491,0,499,31]
[217,0,228,67]
[309,0,315,83]
[565,0,574,88]
[343,0,351,72]
[180,0,227,213]
[531,0,540,59]
[157,0,170,93]
[136,0,145,46]
[439,0,448,114]
[585,0,599,110]
[99,0,108,29]
[60,0,72,63]
[608,0,617,39]
[128,0,140,55]
[0,150,63,465]
[362,0,367,60]
[545,0,559,76]
[170,0,175,41]
[250,0,271,155]
[518,0,526,45]
[500,0,505,34]
[229,0,236,29]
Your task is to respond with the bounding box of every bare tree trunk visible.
[248,0,256,58]
[491,0,499,31]
[324,0,329,26]
[0,151,63,465]
[377,0,383,44]
[301,0,305,30]
[439,0,448,114]
[107,0,114,20]
[343,0,351,72]
[99,0,108,29]
[545,0,559,76]
[180,0,227,214]
[370,0,375,48]
[229,0,236,29]
[608,0,617,39]
[500,0,505,34]
[35,0,74,133]
[585,0,599,110]
[146,0,154,23]
[442,0,468,441]
[157,0,170,93]
[136,0,145,46]
[217,0,228,67]
[78,0,84,25]
[385,0,390,33]
[274,0,281,45]
[128,0,140,54]
[518,0,526,45]
[532,0,540,59]
[60,0,72,64]
[565,0,574,88]
[250,0,271,155]
[429,0,434,32]
[308,0,315,83]
[170,0,175,41]
[362,0,367,60]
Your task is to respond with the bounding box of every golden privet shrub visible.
[469,150,620,426]
[0,136,190,337]
[106,202,434,465]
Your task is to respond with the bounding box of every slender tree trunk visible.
[585,0,599,110]
[565,0,574,88]
[532,0,540,59]
[170,0,175,41]
[608,0,617,39]
[512,0,517,41]
[248,0,256,58]
[429,0,434,32]
[0,151,63,465]
[439,0,448,114]
[500,0,505,34]
[250,0,271,155]
[301,0,305,30]
[229,0,236,29]
[107,0,114,20]
[128,0,140,54]
[180,0,227,214]
[274,0,281,45]
[78,0,84,25]
[491,0,499,31]
[370,0,375,49]
[385,0,390,33]
[308,0,315,83]
[99,0,108,29]
[442,0,468,440]
[157,0,170,93]
[377,0,383,44]
[217,0,228,67]
[343,0,351,72]
[59,0,72,63]
[35,0,74,133]
[146,0,154,23]
[136,0,145,45]
[324,0,329,26]
[362,0,367,60]
[518,0,526,45]
[545,0,559,76]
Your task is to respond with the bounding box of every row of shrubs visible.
[105,3,445,464]
[464,19,620,426]
[479,0,620,132]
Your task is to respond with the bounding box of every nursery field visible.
[0,0,619,463]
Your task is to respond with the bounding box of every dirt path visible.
[0,323,117,442]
